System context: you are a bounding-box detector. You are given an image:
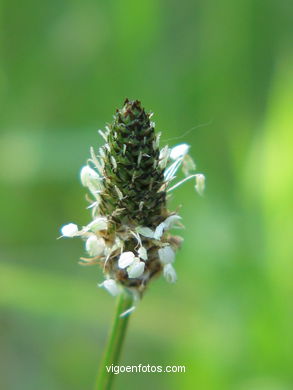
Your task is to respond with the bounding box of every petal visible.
[61,223,79,237]
[100,279,121,296]
[127,259,145,278]
[158,246,175,265]
[118,251,136,269]
[163,264,177,283]
[170,143,190,160]
[136,226,155,238]
[85,236,105,256]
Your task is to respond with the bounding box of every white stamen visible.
[61,223,79,237]
[120,306,136,317]
[154,223,165,240]
[118,251,136,269]
[86,217,108,232]
[162,215,182,229]
[90,201,100,217]
[136,226,155,238]
[138,246,148,260]
[129,230,142,247]
[164,157,183,181]
[195,174,205,196]
[87,201,97,210]
[80,166,100,187]
[127,259,145,278]
[85,236,105,256]
[170,143,190,160]
[167,174,197,192]
[182,154,196,176]
[99,279,121,296]
[158,245,175,265]
[163,264,177,283]
[103,252,111,271]
[153,215,182,240]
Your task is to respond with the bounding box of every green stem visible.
[96,292,133,390]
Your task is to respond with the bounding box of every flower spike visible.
[60,99,204,302]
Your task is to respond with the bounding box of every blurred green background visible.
[0,1,292,389]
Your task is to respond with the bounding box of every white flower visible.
[170,143,190,160]
[118,251,136,269]
[159,145,170,168]
[127,259,145,278]
[80,166,100,187]
[195,174,205,196]
[85,235,105,256]
[158,245,175,265]
[61,223,79,237]
[163,264,177,283]
[136,226,155,238]
[99,279,121,296]
[86,217,108,232]
[138,246,148,260]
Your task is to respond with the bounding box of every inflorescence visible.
[60,99,205,313]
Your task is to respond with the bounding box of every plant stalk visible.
[96,292,133,390]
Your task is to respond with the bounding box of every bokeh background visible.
[1,1,292,389]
